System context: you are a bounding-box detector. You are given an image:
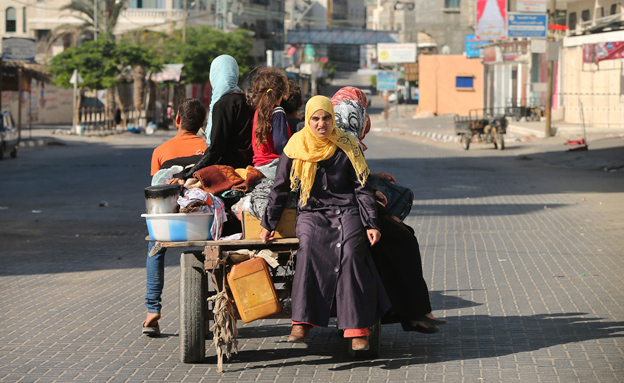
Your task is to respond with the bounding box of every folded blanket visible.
[194,165,265,195]
[232,166,265,192]
[193,165,243,195]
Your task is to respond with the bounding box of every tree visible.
[49,0,126,49]
[48,38,159,126]
[163,26,255,84]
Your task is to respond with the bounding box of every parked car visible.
[388,86,406,104]
[361,89,372,107]
[0,111,19,160]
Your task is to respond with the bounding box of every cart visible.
[148,237,382,371]
[454,108,507,150]
[505,104,543,122]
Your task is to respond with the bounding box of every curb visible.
[371,127,459,143]
[18,137,62,148]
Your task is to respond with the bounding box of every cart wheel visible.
[495,134,505,150]
[347,321,381,358]
[461,135,470,150]
[180,251,207,363]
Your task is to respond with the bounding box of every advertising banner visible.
[582,41,624,63]
[476,0,507,41]
[377,43,417,63]
[516,0,547,13]
[507,13,547,38]
[376,71,397,91]
[466,34,489,58]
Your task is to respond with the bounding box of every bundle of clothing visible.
[151,161,289,240]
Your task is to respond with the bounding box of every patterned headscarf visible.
[206,55,241,146]
[330,86,371,150]
[283,96,369,206]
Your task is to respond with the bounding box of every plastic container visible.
[142,213,214,241]
[227,258,282,323]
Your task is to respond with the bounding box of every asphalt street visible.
[0,125,623,382]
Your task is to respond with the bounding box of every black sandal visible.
[142,322,161,337]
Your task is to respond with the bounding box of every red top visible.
[252,107,292,167]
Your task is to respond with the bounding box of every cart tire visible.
[347,321,381,358]
[461,135,470,150]
[180,251,207,363]
[495,134,505,150]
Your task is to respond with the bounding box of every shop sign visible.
[466,34,489,58]
[377,43,417,63]
[516,0,547,13]
[2,37,36,61]
[476,0,507,41]
[507,13,547,38]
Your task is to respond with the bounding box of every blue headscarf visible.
[206,55,241,146]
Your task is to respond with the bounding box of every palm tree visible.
[48,0,126,129]
[48,0,126,53]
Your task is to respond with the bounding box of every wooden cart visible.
[148,237,381,371]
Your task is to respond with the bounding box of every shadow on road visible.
[216,311,624,372]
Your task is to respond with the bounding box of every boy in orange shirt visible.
[144,98,206,337]
[150,98,207,175]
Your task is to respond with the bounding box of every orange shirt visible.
[151,132,207,175]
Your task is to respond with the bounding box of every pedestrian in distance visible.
[259,95,390,351]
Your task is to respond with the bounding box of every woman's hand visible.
[259,228,275,243]
[375,190,388,206]
[166,178,184,185]
[371,172,396,183]
[366,229,381,246]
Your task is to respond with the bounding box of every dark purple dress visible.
[261,149,390,329]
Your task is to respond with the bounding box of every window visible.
[611,4,618,15]
[598,7,604,18]
[445,0,460,9]
[581,9,590,22]
[6,7,16,32]
[569,12,577,30]
[23,7,26,32]
[456,76,474,89]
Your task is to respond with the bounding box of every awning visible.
[151,64,184,83]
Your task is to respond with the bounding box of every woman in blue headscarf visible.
[175,55,254,180]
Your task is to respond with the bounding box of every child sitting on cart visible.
[259,96,390,351]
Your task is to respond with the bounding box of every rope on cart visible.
[208,255,238,373]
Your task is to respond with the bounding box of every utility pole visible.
[182,0,187,43]
[545,0,556,138]
[94,0,98,41]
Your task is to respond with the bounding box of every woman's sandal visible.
[401,321,440,334]
[416,315,447,326]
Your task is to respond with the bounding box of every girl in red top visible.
[249,67,291,175]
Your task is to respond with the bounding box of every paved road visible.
[1,129,623,382]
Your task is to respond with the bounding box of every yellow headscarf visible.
[283,95,369,206]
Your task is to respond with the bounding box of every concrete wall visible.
[2,81,73,125]
[418,55,484,116]
[560,46,623,129]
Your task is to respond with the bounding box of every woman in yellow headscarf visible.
[260,96,390,351]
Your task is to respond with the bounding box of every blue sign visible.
[465,34,489,58]
[376,71,397,91]
[507,13,547,38]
